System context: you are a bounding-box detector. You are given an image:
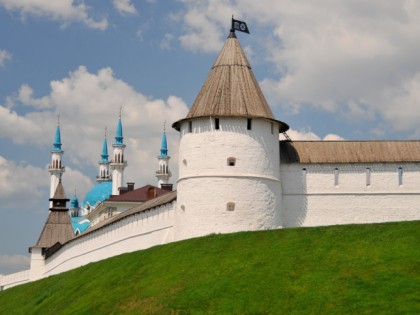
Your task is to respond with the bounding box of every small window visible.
[398,167,403,186]
[188,121,192,133]
[215,118,220,130]
[334,168,339,187]
[247,118,252,130]
[227,157,236,166]
[366,168,371,187]
[271,122,274,134]
[227,202,235,211]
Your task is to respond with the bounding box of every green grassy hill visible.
[1,221,419,314]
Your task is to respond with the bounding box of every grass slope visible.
[1,221,419,314]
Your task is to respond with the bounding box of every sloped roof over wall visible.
[35,212,74,248]
[33,180,74,249]
[173,32,289,132]
[280,141,420,164]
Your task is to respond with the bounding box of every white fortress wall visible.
[281,163,420,227]
[176,177,282,239]
[0,270,30,291]
[38,201,176,279]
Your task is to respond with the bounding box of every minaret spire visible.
[110,109,127,195]
[48,115,65,201]
[97,127,111,183]
[156,122,172,189]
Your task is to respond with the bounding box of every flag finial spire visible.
[231,17,250,34]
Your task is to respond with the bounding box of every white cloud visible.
[0,66,189,202]
[0,106,47,145]
[0,156,48,208]
[0,49,12,67]
[160,33,174,50]
[0,155,92,209]
[176,0,236,52]
[281,128,344,141]
[175,0,420,137]
[0,0,108,30]
[113,0,137,15]
[17,84,51,109]
[0,255,30,274]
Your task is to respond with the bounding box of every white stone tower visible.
[110,111,127,195]
[97,128,111,183]
[156,124,172,188]
[172,30,289,240]
[48,118,65,199]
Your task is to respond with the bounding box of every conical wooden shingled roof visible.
[34,180,74,248]
[188,31,261,118]
[173,31,289,132]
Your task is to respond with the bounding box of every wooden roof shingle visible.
[280,141,420,163]
[173,32,289,132]
[32,180,74,249]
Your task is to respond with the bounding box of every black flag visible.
[231,18,250,34]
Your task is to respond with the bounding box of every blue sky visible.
[1,0,419,274]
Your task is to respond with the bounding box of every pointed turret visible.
[110,109,127,195]
[48,116,65,201]
[173,31,288,132]
[70,189,80,217]
[156,123,172,189]
[160,129,168,157]
[114,117,124,145]
[52,124,62,152]
[172,27,288,240]
[33,179,74,249]
[97,128,111,183]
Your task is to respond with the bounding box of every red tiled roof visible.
[108,185,171,202]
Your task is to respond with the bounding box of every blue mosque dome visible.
[82,181,112,209]
[71,217,91,235]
